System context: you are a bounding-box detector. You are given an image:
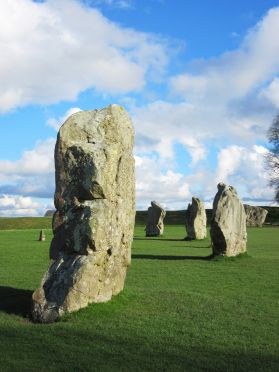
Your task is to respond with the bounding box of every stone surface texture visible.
[145,201,166,236]
[185,197,207,240]
[32,104,135,323]
[210,183,247,257]
[244,204,268,227]
[44,209,55,217]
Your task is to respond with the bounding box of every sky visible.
[0,0,279,216]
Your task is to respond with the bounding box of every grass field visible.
[0,225,278,371]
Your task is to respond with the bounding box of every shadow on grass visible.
[132,254,212,261]
[133,236,211,248]
[134,237,185,241]
[0,286,32,318]
[176,245,211,249]
[132,253,250,261]
[0,324,279,371]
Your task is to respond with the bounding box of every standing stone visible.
[38,230,46,241]
[244,204,268,227]
[145,201,166,237]
[32,104,135,323]
[185,197,207,240]
[44,210,55,217]
[210,183,247,257]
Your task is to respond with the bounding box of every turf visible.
[0,217,52,230]
[0,226,278,371]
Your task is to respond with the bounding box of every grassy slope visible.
[0,226,278,371]
[0,217,52,230]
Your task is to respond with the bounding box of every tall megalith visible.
[185,197,207,240]
[210,183,247,257]
[32,104,135,323]
[145,201,166,237]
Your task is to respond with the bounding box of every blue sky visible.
[0,0,279,216]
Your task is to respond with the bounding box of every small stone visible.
[38,230,46,241]
[210,183,247,257]
[185,197,207,240]
[145,201,166,237]
[244,205,268,227]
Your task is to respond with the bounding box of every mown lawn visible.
[0,225,278,371]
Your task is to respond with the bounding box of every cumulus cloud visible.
[135,155,191,209]
[214,145,273,201]
[128,7,279,207]
[164,7,279,145]
[261,77,279,108]
[132,101,207,162]
[0,195,44,217]
[1,4,278,214]
[171,7,279,101]
[0,138,55,200]
[0,138,55,176]
[0,0,168,112]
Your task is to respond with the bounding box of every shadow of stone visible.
[0,286,33,318]
[133,237,185,242]
[180,245,211,249]
[132,254,212,261]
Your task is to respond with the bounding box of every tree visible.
[266,114,279,203]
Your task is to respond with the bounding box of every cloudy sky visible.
[0,0,279,216]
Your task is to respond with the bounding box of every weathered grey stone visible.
[44,209,55,217]
[145,201,166,237]
[244,204,268,227]
[210,183,247,257]
[32,104,135,323]
[185,197,207,240]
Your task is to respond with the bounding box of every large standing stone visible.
[145,201,166,237]
[244,204,268,227]
[210,183,247,257]
[185,197,207,240]
[32,104,135,323]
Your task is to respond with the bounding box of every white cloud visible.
[85,0,133,9]
[0,138,55,201]
[0,195,43,217]
[0,138,55,176]
[171,7,279,101]
[0,0,168,112]
[261,77,279,108]
[132,101,207,162]
[47,107,81,131]
[128,6,279,208]
[163,7,279,147]
[214,145,274,203]
[1,4,279,213]
[135,155,191,209]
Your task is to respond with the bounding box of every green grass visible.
[0,217,52,230]
[0,226,278,371]
[1,205,278,232]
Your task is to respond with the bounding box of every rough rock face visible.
[210,183,247,257]
[244,204,268,227]
[32,104,135,323]
[185,197,207,240]
[145,201,166,237]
